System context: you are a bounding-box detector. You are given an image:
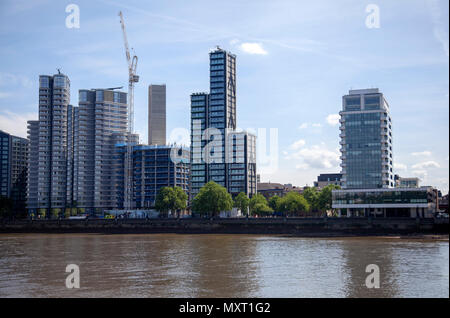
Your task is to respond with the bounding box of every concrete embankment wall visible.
[0,218,448,236]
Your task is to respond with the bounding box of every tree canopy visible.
[234,192,249,216]
[249,194,273,216]
[317,184,341,211]
[268,195,282,212]
[191,181,233,217]
[0,195,13,219]
[278,192,310,216]
[302,187,319,212]
[155,186,188,217]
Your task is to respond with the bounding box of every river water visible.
[0,233,447,298]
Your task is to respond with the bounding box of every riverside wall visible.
[0,217,448,236]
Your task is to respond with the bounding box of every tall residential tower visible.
[77,88,128,215]
[27,73,74,215]
[148,84,166,145]
[0,130,29,215]
[339,88,394,189]
[190,47,256,200]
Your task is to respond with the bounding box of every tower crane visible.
[119,11,139,212]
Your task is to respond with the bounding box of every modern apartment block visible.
[190,92,209,198]
[0,130,13,198]
[0,130,29,213]
[114,144,190,209]
[339,88,394,189]
[148,84,166,145]
[77,88,128,215]
[313,173,343,188]
[332,187,438,218]
[27,73,73,215]
[394,175,419,188]
[226,131,257,196]
[189,47,256,200]
[26,121,39,211]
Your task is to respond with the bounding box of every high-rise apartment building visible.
[148,84,166,145]
[26,120,39,212]
[190,47,256,200]
[340,88,394,189]
[77,88,128,215]
[190,92,209,198]
[226,131,257,196]
[27,73,73,215]
[0,130,29,214]
[114,144,190,209]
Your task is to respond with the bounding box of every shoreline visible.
[0,218,448,238]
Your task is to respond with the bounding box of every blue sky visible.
[0,0,448,193]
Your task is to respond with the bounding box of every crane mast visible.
[119,11,139,212]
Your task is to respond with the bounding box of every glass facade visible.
[189,48,256,200]
[332,189,428,205]
[0,131,11,197]
[340,89,394,189]
[115,145,190,209]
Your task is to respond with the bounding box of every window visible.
[114,92,120,103]
[96,90,104,102]
[39,76,50,88]
[345,97,361,111]
[53,76,67,88]
[79,91,88,102]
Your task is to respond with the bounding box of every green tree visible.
[51,208,60,219]
[70,200,79,216]
[234,192,249,216]
[191,181,233,217]
[249,194,273,216]
[70,208,78,216]
[318,184,341,212]
[0,195,13,219]
[279,192,310,216]
[38,209,46,219]
[268,195,281,212]
[172,186,188,217]
[155,186,188,217]
[303,187,319,212]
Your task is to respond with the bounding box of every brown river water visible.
[0,233,448,298]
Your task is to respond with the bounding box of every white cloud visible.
[326,114,340,126]
[229,39,240,45]
[289,139,306,150]
[394,163,408,171]
[298,123,308,129]
[0,92,12,99]
[298,122,321,130]
[240,42,268,55]
[0,72,33,88]
[427,0,449,57]
[411,151,432,157]
[412,170,428,181]
[0,111,37,138]
[411,161,440,170]
[289,144,340,170]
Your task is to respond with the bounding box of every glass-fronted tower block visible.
[190,93,209,200]
[340,88,394,189]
